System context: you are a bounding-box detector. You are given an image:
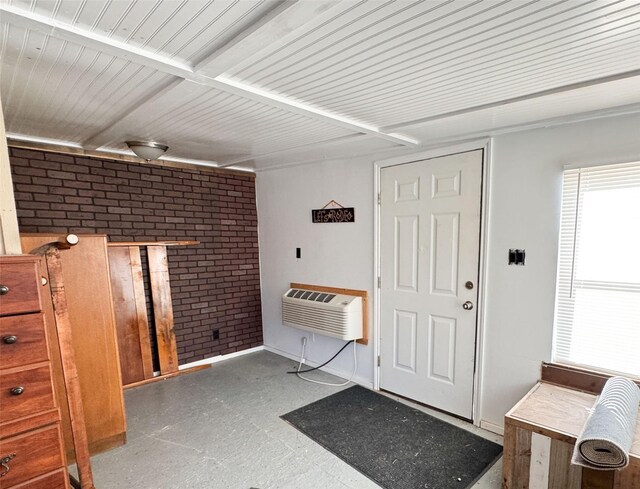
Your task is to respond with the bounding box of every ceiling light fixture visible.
[125,141,169,161]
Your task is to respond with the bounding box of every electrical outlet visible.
[213,329,220,340]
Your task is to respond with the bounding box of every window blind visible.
[553,161,640,377]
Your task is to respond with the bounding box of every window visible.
[553,161,640,378]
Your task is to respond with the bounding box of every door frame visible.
[373,138,493,425]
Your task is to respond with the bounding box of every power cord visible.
[287,339,354,374]
[287,338,357,387]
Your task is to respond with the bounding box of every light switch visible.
[508,249,525,265]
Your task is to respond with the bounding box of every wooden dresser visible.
[0,255,69,489]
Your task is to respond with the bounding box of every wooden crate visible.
[502,382,639,489]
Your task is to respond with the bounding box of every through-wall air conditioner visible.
[282,288,363,340]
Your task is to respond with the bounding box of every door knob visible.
[462,301,474,310]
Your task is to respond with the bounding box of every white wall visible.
[480,112,640,429]
[256,155,378,386]
[256,112,640,427]
[0,96,22,254]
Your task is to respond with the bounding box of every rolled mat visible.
[572,376,640,470]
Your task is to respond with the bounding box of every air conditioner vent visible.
[286,288,336,303]
[282,288,362,340]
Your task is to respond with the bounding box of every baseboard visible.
[178,345,265,370]
[480,419,504,436]
[263,344,374,389]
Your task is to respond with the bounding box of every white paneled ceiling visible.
[93,80,357,164]
[5,0,277,65]
[1,22,172,144]
[1,0,640,170]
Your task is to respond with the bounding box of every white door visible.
[379,150,483,419]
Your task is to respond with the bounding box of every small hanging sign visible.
[312,200,355,223]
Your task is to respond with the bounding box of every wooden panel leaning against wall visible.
[20,233,126,460]
[107,240,206,388]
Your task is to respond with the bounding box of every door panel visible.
[394,310,418,373]
[379,150,482,419]
[430,212,459,295]
[395,216,419,292]
[428,314,456,384]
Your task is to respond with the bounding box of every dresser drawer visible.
[0,260,41,316]
[0,314,48,370]
[0,424,64,487]
[0,365,55,424]
[10,468,68,489]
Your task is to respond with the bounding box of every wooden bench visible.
[502,382,640,489]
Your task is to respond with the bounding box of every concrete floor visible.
[81,350,503,489]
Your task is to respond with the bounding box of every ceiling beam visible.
[204,77,419,147]
[0,2,419,149]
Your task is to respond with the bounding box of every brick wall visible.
[9,146,263,365]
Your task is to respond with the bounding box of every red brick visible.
[45,153,75,163]
[11,148,45,160]
[9,148,261,365]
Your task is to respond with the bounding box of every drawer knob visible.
[2,336,17,345]
[0,453,15,478]
[0,285,8,296]
[10,386,24,396]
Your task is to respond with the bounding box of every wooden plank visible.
[129,246,153,380]
[21,234,126,461]
[548,439,581,489]
[581,468,615,489]
[148,246,179,374]
[514,428,533,489]
[507,383,597,442]
[507,416,580,446]
[42,247,94,489]
[107,247,147,385]
[290,282,369,345]
[529,433,550,489]
[541,363,640,394]
[502,422,532,489]
[502,421,518,489]
[123,365,211,390]
[107,240,199,247]
[613,464,639,488]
